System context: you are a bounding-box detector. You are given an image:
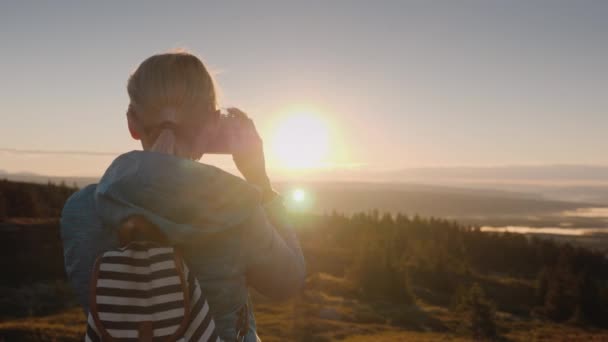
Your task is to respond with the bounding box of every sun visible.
[270,110,330,168]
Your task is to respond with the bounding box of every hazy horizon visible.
[6,163,608,189]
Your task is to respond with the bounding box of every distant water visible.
[480,226,608,236]
[481,207,608,236]
[562,207,608,218]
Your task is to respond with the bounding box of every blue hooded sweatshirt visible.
[60,151,306,341]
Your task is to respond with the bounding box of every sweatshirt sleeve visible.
[242,196,306,300]
[60,185,116,314]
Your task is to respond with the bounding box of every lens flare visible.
[292,189,306,202]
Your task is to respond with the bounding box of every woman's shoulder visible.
[61,184,100,233]
[63,184,98,214]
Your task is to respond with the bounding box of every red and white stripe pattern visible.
[85,242,221,342]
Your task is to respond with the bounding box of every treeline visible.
[0,179,78,219]
[298,211,608,332]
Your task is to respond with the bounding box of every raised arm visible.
[242,197,306,300]
[225,107,306,299]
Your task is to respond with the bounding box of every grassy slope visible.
[2,274,607,342]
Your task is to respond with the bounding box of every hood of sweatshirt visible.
[94,150,261,242]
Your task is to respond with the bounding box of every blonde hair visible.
[127,50,218,159]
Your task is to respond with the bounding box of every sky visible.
[1,1,607,177]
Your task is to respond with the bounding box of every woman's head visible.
[127,51,219,159]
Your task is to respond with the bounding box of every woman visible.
[60,51,306,341]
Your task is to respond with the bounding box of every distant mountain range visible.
[390,165,608,184]
[4,164,608,204]
[302,165,608,186]
[5,168,608,229]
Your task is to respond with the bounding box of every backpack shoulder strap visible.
[236,303,249,341]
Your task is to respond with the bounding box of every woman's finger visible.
[246,118,261,140]
[227,107,248,120]
[225,108,262,150]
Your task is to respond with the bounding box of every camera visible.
[204,112,241,154]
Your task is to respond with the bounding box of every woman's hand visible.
[227,108,274,199]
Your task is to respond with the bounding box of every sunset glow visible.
[269,110,330,169]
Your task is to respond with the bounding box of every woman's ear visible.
[127,115,141,140]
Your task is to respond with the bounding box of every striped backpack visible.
[85,215,222,342]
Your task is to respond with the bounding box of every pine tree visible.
[0,191,7,220]
[536,267,549,306]
[456,283,498,340]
